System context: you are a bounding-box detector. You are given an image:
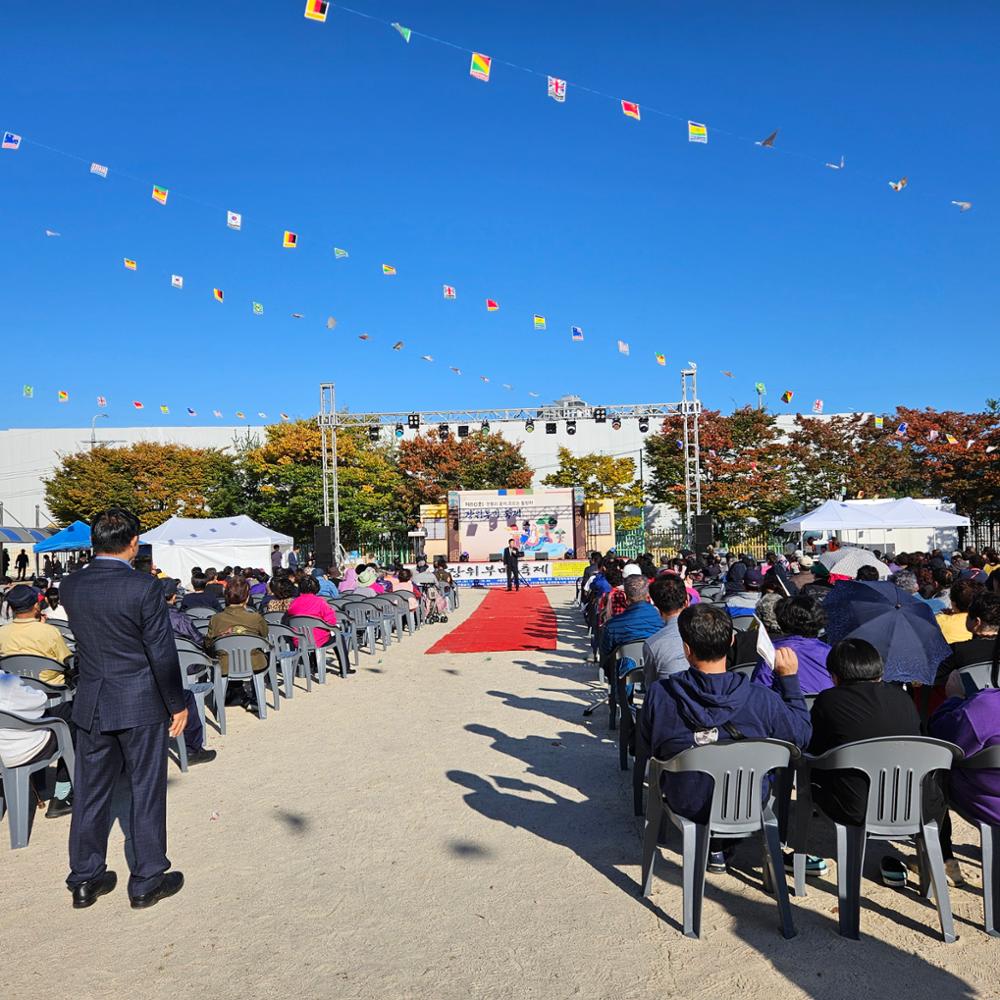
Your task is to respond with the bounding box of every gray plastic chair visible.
[614,642,646,773]
[267,621,312,695]
[210,636,279,731]
[367,595,403,645]
[731,615,757,633]
[339,603,378,657]
[640,739,797,939]
[792,736,962,942]
[48,620,75,645]
[382,592,417,636]
[359,599,392,650]
[263,610,287,626]
[184,606,217,620]
[0,655,74,708]
[287,616,349,680]
[192,619,211,635]
[176,648,219,733]
[954,744,1000,937]
[957,662,995,692]
[174,635,205,656]
[0,709,74,849]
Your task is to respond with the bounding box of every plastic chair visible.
[640,739,798,939]
[0,655,73,708]
[210,636,279,731]
[287,616,350,681]
[367,596,402,645]
[614,642,646,773]
[263,610,287,626]
[0,709,74,849]
[792,736,962,942]
[174,635,205,656]
[339,603,378,657]
[268,621,313,694]
[48,620,75,644]
[382,592,417,636]
[957,662,996,692]
[359,599,392,650]
[731,615,757,633]
[177,648,218,733]
[192,619,211,635]
[953,744,1000,937]
[184,606,217,620]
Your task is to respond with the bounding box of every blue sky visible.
[1,1,996,428]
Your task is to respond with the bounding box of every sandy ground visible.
[2,587,999,1000]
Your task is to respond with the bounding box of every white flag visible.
[90,162,108,178]
[547,76,567,103]
[227,210,242,231]
[812,399,824,414]
[617,340,630,356]
[171,274,183,289]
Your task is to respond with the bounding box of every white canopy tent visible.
[778,501,890,533]
[864,498,970,528]
[140,515,293,582]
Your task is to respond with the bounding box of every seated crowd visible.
[582,543,1000,887]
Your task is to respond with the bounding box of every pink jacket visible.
[287,593,338,647]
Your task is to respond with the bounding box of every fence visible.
[613,524,785,561]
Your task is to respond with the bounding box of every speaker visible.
[692,514,713,552]
[313,525,335,569]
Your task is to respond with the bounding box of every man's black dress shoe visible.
[71,871,118,909]
[130,871,184,909]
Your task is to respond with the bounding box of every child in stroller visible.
[420,580,449,623]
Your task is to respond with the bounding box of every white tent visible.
[140,515,293,581]
[778,501,890,533]
[864,498,970,528]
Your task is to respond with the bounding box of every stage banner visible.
[407,559,587,587]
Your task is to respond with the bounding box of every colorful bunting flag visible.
[257,412,267,419]
[547,76,567,103]
[688,121,708,143]
[945,434,959,445]
[97,395,107,407]
[721,370,734,378]
[874,416,884,430]
[780,390,794,404]
[502,384,512,390]
[123,258,137,271]
[2,132,22,150]
[621,101,640,121]
[391,22,411,43]
[382,263,397,275]
[889,177,908,192]
[236,411,246,420]
[290,313,304,319]
[470,52,492,82]
[227,210,242,231]
[333,247,349,258]
[280,413,290,421]
[617,340,630,356]
[656,354,667,366]
[303,0,328,22]
[44,230,60,237]
[443,284,456,300]
[212,410,223,418]
[392,341,404,350]
[90,162,108,177]
[213,288,224,302]
[187,408,197,416]
[480,376,489,383]
[133,401,144,410]
[486,299,499,312]
[253,302,264,315]
[358,333,370,341]
[896,422,909,438]
[283,230,297,248]
[812,399,824,414]
[159,405,170,414]
[756,130,778,148]
[450,367,462,375]
[326,316,336,329]
[57,390,68,402]
[754,382,766,395]
[22,385,33,398]
[966,439,975,449]
[928,429,940,442]
[571,326,584,342]
[151,185,168,205]
[421,355,434,362]
[171,274,183,289]
[533,314,546,330]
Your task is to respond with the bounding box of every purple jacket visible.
[752,635,833,695]
[929,689,1000,826]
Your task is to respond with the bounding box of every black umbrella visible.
[823,581,951,685]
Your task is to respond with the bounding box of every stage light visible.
[481,420,490,433]
[457,424,470,438]
[593,407,607,423]
[566,420,577,436]
[368,426,381,442]
[611,415,622,431]
[408,413,421,429]
[438,423,450,440]
[545,422,557,435]
[638,417,650,433]
[525,419,535,433]
[394,423,404,438]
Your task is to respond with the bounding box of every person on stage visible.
[503,539,522,592]
[60,508,187,910]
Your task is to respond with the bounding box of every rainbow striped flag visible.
[152,185,168,205]
[57,390,69,403]
[533,314,546,330]
[688,121,708,143]
[470,52,492,82]
[382,263,397,275]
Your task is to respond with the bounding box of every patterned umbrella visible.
[819,547,890,580]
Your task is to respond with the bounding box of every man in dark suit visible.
[502,539,521,592]
[60,508,187,909]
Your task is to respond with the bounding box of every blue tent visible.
[34,520,91,553]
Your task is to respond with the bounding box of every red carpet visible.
[425,587,557,654]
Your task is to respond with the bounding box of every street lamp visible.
[90,412,109,448]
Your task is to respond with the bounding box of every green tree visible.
[542,447,644,527]
[44,442,238,530]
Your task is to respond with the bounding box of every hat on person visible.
[798,554,814,569]
[357,567,377,586]
[622,564,642,578]
[744,568,764,589]
[160,578,180,601]
[416,556,428,568]
[5,584,40,612]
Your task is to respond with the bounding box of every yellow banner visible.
[551,560,588,579]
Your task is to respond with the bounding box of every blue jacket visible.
[317,577,339,599]
[60,557,185,731]
[639,668,812,823]
[600,601,664,658]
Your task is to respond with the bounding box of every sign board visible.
[408,559,589,588]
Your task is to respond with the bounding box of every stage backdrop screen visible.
[447,488,581,562]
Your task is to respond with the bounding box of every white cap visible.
[622,564,642,578]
